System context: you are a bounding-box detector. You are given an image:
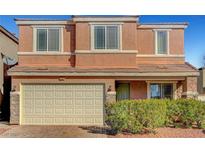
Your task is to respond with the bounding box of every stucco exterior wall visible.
[169,29,184,55]
[18,26,33,52]
[17,22,186,67]
[12,76,116,92]
[18,55,75,67]
[130,81,147,99]
[122,22,137,50]
[18,25,75,52]
[75,53,137,68]
[75,23,90,50]
[136,57,184,64]
[136,29,154,54]
[136,28,184,55]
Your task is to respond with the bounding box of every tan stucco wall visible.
[136,28,184,55]
[130,81,147,99]
[136,57,184,65]
[18,55,75,67]
[75,53,137,68]
[75,23,90,50]
[17,23,186,67]
[136,29,154,54]
[18,25,75,52]
[12,76,116,93]
[18,26,33,52]
[122,22,137,50]
[0,31,18,93]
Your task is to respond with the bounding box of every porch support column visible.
[182,77,198,99]
[105,80,116,103]
[146,81,150,99]
[10,91,20,124]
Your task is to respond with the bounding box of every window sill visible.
[75,50,138,54]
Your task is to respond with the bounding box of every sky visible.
[0,15,204,68]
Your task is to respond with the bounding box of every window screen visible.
[36,28,60,52]
[94,25,119,50]
[157,31,168,54]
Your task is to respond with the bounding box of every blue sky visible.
[0,15,204,68]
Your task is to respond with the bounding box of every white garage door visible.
[21,84,104,125]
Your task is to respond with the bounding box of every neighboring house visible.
[8,16,199,125]
[0,25,18,120]
[198,67,205,101]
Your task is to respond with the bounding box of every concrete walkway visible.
[0,124,108,138]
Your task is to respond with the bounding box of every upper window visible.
[36,28,60,52]
[92,25,120,50]
[155,31,169,54]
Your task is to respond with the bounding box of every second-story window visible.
[36,28,60,52]
[155,30,169,54]
[93,25,120,50]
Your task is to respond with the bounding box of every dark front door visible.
[116,83,130,101]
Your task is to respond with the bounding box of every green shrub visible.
[166,99,205,128]
[105,99,205,134]
[105,99,167,134]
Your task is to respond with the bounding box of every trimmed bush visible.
[105,99,205,134]
[166,99,205,128]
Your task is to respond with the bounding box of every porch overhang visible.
[8,70,199,77]
[8,62,199,77]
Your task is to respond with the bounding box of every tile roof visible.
[8,62,198,74]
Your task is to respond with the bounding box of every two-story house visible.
[8,16,199,126]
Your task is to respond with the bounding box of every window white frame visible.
[146,81,177,99]
[91,24,122,51]
[154,29,170,55]
[33,26,64,53]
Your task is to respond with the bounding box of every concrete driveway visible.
[0,123,108,138]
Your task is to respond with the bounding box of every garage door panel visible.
[21,84,104,125]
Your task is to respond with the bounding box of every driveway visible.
[1,122,205,138]
[0,123,108,138]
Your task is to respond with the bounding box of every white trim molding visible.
[15,20,71,25]
[136,54,184,58]
[89,22,124,25]
[138,24,188,29]
[8,72,200,77]
[73,17,138,22]
[17,52,73,56]
[75,50,138,54]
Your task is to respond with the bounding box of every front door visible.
[116,83,130,101]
